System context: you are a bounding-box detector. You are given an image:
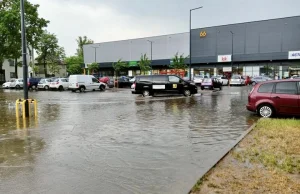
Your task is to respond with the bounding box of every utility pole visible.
[230,31,234,74]
[147,40,153,75]
[21,0,29,117]
[189,6,203,81]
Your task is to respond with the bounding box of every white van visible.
[69,75,106,92]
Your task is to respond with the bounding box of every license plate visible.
[205,86,209,88]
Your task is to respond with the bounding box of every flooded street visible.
[0,87,258,194]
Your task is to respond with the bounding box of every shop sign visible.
[200,31,207,38]
[218,55,232,62]
[288,51,300,59]
[129,61,138,67]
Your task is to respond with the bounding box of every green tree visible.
[64,55,83,75]
[113,59,129,87]
[76,36,94,58]
[88,62,99,74]
[138,54,151,75]
[36,31,61,77]
[0,0,48,76]
[170,52,188,75]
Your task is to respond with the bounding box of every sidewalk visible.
[191,118,300,194]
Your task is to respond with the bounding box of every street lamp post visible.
[189,6,203,81]
[20,0,29,117]
[91,46,99,76]
[147,40,153,75]
[230,31,234,73]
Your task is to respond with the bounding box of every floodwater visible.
[0,87,258,194]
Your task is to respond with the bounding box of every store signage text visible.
[200,31,207,38]
[288,51,300,59]
[218,55,232,62]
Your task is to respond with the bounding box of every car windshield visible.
[232,75,240,79]
[203,78,212,83]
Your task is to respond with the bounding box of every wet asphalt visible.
[0,86,258,194]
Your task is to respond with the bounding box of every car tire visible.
[32,85,36,90]
[79,86,85,93]
[210,86,213,90]
[201,87,204,90]
[44,85,49,90]
[183,89,191,96]
[59,86,64,91]
[252,82,256,86]
[100,84,105,91]
[16,85,20,89]
[258,104,274,118]
[219,86,222,90]
[142,90,150,97]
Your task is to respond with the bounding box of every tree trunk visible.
[43,57,47,77]
[15,58,18,78]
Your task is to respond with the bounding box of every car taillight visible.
[27,82,30,86]
[133,82,136,88]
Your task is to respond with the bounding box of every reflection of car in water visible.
[201,78,222,90]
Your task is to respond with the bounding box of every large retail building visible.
[83,15,300,78]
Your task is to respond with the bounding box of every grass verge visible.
[190,118,300,194]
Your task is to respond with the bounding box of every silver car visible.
[251,76,273,85]
[193,75,205,85]
[230,75,245,86]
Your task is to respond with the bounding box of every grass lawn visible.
[191,118,300,194]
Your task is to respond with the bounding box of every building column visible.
[83,68,86,75]
[214,68,217,76]
[279,65,283,79]
[191,68,194,78]
[128,70,133,77]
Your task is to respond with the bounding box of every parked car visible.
[201,78,222,90]
[132,75,197,97]
[115,76,131,88]
[213,75,229,86]
[251,76,273,85]
[230,75,245,86]
[2,79,15,88]
[49,78,69,91]
[69,75,106,92]
[28,77,42,90]
[246,79,300,118]
[193,75,204,86]
[290,75,300,79]
[38,78,55,90]
[100,76,114,88]
[10,78,24,89]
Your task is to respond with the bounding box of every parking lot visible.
[0,86,258,194]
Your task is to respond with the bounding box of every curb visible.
[188,121,258,194]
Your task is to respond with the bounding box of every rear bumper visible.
[246,104,256,112]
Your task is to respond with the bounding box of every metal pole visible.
[150,41,152,75]
[189,10,191,81]
[189,6,203,81]
[21,0,29,117]
[230,31,234,74]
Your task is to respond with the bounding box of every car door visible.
[152,75,167,94]
[60,79,68,88]
[92,77,100,90]
[167,75,183,94]
[271,81,299,115]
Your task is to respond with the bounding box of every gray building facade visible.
[83,16,300,78]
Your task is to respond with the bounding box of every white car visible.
[193,75,204,85]
[69,75,106,93]
[10,79,24,89]
[230,75,245,86]
[214,75,229,86]
[49,78,69,91]
[38,78,53,90]
[2,79,15,88]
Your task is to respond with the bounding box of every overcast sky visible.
[29,0,299,56]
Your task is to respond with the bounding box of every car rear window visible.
[138,76,152,82]
[258,83,275,93]
[275,82,298,95]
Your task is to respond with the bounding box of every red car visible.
[246,79,300,117]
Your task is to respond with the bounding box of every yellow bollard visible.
[15,99,38,118]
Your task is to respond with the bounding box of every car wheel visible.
[258,104,274,118]
[252,82,256,86]
[79,86,85,93]
[44,85,49,90]
[16,85,20,89]
[142,90,150,97]
[100,84,105,91]
[201,87,204,90]
[210,86,213,90]
[183,89,191,96]
[219,86,222,90]
[59,86,64,91]
[32,85,36,90]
